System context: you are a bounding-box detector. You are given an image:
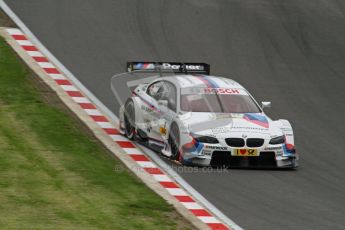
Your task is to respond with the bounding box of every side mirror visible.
[261,101,272,109]
[158,100,168,107]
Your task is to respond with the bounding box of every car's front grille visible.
[246,138,264,147]
[225,137,264,148]
[225,138,245,147]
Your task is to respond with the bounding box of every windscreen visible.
[180,88,261,113]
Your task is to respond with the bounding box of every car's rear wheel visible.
[124,100,135,140]
[169,124,180,161]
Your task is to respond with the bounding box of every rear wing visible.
[127,62,210,75]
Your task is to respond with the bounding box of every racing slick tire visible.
[169,123,180,161]
[123,99,136,140]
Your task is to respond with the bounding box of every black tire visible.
[124,99,136,140]
[169,123,180,161]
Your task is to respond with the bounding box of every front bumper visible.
[211,151,298,168]
[182,143,299,168]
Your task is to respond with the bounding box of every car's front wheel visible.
[124,99,136,140]
[169,123,180,161]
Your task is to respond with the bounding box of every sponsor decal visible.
[181,87,247,95]
[162,63,205,71]
[202,150,212,156]
[133,63,205,71]
[235,149,258,156]
[134,92,162,114]
[211,127,232,134]
[134,63,155,70]
[205,146,228,150]
[232,126,267,131]
[265,146,282,150]
[159,127,167,135]
[243,113,269,129]
[203,88,241,94]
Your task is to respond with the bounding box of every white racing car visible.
[116,62,298,168]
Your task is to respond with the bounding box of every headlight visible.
[192,134,219,144]
[269,135,285,144]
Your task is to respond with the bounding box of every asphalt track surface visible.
[4,1,345,229]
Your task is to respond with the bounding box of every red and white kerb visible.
[6,28,230,230]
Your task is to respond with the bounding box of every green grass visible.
[0,36,191,230]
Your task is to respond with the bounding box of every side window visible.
[160,82,177,112]
[147,81,164,100]
[147,81,177,111]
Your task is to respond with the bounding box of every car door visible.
[150,81,177,137]
[141,81,165,135]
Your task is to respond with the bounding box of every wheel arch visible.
[127,97,145,125]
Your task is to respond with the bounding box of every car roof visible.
[159,75,244,89]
